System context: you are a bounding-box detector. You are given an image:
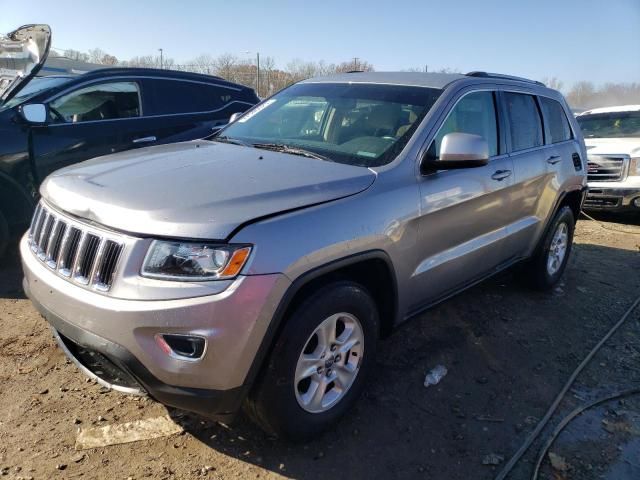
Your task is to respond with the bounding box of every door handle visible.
[132,136,157,144]
[546,155,561,165]
[491,169,512,181]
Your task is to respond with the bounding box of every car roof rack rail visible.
[466,71,545,87]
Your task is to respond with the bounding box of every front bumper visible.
[21,234,291,419]
[584,180,640,211]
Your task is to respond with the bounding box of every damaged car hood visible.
[0,24,51,103]
[41,141,377,240]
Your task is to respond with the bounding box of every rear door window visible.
[539,96,572,144]
[504,92,543,151]
[430,91,499,158]
[149,80,240,115]
[49,82,140,123]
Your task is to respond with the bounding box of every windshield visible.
[577,111,640,138]
[0,76,71,110]
[218,82,442,167]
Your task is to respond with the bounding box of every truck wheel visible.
[245,281,379,441]
[526,206,575,290]
[0,210,9,259]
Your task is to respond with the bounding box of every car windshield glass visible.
[217,82,442,167]
[0,76,71,110]
[577,111,640,138]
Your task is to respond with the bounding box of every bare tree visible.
[541,76,564,91]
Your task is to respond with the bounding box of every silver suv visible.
[21,71,587,440]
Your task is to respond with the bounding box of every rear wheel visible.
[525,206,575,290]
[245,281,378,441]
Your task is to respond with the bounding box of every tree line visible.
[53,48,639,108]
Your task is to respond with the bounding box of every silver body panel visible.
[22,72,587,399]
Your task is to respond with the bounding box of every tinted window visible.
[431,91,498,157]
[504,92,543,151]
[577,111,640,138]
[539,97,572,143]
[151,80,239,115]
[50,82,140,123]
[220,82,442,167]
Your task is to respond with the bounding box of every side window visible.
[151,80,204,114]
[430,91,498,158]
[150,80,239,115]
[539,96,572,144]
[504,92,543,151]
[50,82,140,123]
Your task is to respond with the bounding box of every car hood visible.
[0,24,51,104]
[41,141,377,240]
[585,137,640,157]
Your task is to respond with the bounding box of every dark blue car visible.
[0,25,259,256]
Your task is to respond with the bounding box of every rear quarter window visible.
[504,92,543,151]
[147,79,242,115]
[539,96,572,144]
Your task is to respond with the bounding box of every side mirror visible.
[424,132,489,171]
[229,112,243,123]
[21,103,47,124]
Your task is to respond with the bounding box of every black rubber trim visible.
[241,249,398,391]
[24,281,246,422]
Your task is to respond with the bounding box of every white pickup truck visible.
[576,105,640,212]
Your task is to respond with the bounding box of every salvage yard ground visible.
[1,215,639,480]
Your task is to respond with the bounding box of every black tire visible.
[245,281,379,441]
[525,206,575,290]
[0,209,9,260]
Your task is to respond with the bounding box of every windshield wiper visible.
[252,143,333,161]
[211,135,252,147]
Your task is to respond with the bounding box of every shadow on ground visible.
[161,242,640,480]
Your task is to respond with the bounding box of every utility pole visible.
[256,52,260,98]
[158,48,163,69]
[425,64,428,73]
[353,57,359,71]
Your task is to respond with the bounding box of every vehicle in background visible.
[0,24,259,256]
[22,70,587,440]
[576,105,640,212]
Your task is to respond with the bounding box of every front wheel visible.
[245,281,379,441]
[525,206,575,290]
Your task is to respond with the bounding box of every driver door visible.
[410,90,515,310]
[30,80,156,182]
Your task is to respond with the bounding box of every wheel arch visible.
[242,250,399,390]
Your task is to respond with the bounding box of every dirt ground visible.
[1,213,639,480]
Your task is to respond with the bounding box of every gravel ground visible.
[0,214,639,480]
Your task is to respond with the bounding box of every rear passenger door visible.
[501,91,555,258]
[137,78,256,145]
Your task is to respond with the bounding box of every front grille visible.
[587,155,627,182]
[584,196,621,208]
[28,202,124,292]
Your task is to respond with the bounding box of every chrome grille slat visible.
[31,208,46,252]
[28,202,124,292]
[70,231,89,280]
[38,214,55,260]
[587,155,626,182]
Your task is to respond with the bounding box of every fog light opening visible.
[155,334,206,360]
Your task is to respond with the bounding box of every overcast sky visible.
[1,0,638,87]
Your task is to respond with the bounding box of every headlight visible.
[142,241,251,281]
[631,157,640,175]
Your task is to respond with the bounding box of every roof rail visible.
[466,71,545,87]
